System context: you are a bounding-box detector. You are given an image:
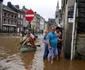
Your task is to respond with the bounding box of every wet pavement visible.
[0,35,85,70]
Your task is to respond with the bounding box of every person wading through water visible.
[46,25,58,63]
[56,27,63,59]
[42,29,49,59]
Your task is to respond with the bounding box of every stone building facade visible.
[40,16,45,33]
[2,5,18,33]
[61,0,85,59]
[61,0,75,59]
[7,2,24,33]
[35,13,40,33]
[0,1,45,34]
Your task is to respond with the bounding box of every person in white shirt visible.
[42,29,49,59]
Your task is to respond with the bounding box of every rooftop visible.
[3,5,17,14]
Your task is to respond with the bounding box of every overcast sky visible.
[3,0,61,21]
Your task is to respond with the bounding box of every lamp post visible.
[33,25,35,35]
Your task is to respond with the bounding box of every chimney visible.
[15,5,19,8]
[35,12,37,14]
[23,6,25,9]
[7,2,11,7]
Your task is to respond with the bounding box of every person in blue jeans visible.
[42,29,49,59]
[46,25,58,62]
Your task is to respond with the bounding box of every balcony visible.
[2,24,17,27]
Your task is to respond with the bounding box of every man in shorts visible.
[46,25,58,62]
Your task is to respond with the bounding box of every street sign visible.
[68,11,73,18]
[68,18,73,23]
[25,10,34,22]
[68,11,73,23]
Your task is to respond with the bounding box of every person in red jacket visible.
[23,32,35,47]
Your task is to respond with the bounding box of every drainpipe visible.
[0,1,3,31]
[71,1,77,60]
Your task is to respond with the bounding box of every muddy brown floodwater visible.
[0,35,85,70]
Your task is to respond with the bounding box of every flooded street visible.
[0,35,85,70]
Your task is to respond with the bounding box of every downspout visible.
[0,1,3,31]
[71,1,77,60]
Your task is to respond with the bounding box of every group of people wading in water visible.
[42,25,63,63]
[20,25,62,63]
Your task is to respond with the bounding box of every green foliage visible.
[20,40,24,46]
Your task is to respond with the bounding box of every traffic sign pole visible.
[29,22,31,31]
[25,10,34,32]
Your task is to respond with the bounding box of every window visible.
[15,16,16,19]
[18,20,20,24]
[15,21,16,24]
[10,27,14,32]
[4,18,6,21]
[21,14,23,19]
[4,18,6,24]
[8,19,10,24]
[56,15,58,18]
[21,21,22,25]
[8,14,10,17]
[11,20,13,24]
[79,2,85,8]
[11,20,13,22]
[18,13,20,18]
[11,15,13,18]
[51,20,53,22]
[3,26,7,31]
[4,13,6,16]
